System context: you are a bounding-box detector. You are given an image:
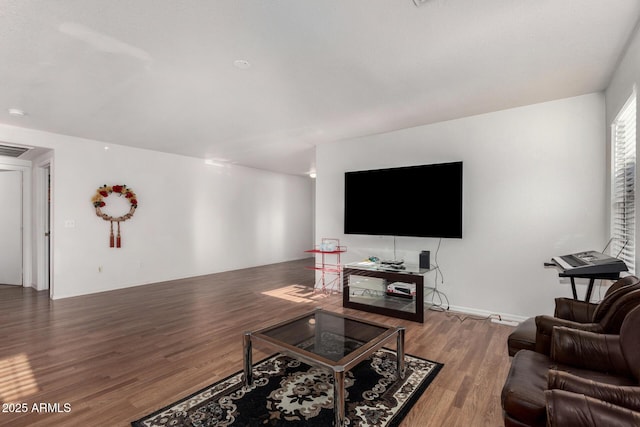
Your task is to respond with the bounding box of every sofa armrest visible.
[534,315,602,355]
[550,326,630,376]
[554,297,597,322]
[548,370,640,411]
[546,389,640,427]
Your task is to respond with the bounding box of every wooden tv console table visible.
[343,263,431,323]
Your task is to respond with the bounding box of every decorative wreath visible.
[92,184,138,221]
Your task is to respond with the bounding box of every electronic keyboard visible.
[551,250,628,276]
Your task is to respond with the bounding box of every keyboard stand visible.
[558,271,622,302]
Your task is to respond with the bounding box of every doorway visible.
[0,157,31,289]
[0,153,51,295]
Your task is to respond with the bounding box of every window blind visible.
[611,91,636,274]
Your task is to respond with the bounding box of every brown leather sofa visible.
[507,275,640,356]
[501,303,640,427]
[546,388,640,426]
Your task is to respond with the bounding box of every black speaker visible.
[419,251,430,269]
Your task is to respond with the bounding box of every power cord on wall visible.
[426,238,450,311]
[446,311,494,323]
[426,238,512,324]
[593,237,624,302]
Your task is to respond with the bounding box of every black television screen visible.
[344,162,463,238]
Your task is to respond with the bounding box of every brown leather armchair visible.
[535,286,640,355]
[546,389,640,427]
[501,304,640,427]
[553,275,639,322]
[507,275,640,356]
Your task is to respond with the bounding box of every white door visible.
[0,170,22,285]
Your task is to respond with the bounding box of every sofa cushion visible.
[502,350,550,427]
[507,317,536,357]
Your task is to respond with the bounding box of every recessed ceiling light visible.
[8,108,26,117]
[233,59,251,69]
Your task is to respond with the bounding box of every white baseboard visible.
[491,318,520,327]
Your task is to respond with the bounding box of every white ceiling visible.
[1,0,639,176]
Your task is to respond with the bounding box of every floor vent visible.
[0,143,30,158]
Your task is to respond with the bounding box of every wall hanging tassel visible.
[109,221,115,248]
[116,221,121,248]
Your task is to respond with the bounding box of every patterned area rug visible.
[132,349,443,427]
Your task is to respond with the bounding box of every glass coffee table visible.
[243,309,405,426]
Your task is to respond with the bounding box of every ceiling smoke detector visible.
[233,59,251,69]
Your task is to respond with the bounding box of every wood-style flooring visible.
[0,258,514,426]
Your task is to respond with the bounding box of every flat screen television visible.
[344,161,463,238]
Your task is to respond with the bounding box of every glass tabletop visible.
[254,310,392,362]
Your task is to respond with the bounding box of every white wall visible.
[316,93,607,319]
[0,170,22,285]
[605,23,639,125]
[605,22,640,271]
[0,124,314,299]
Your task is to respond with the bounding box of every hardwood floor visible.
[0,259,514,426]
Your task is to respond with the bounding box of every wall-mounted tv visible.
[344,161,463,238]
